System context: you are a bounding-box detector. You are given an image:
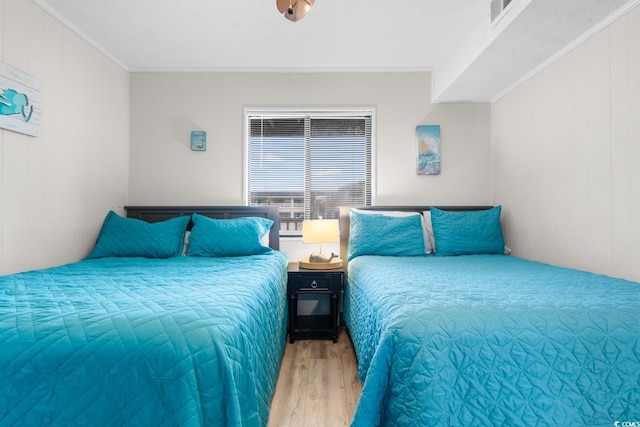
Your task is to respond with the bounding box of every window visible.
[246,109,374,237]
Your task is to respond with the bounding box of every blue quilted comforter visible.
[345,255,640,427]
[0,252,288,427]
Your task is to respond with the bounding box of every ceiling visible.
[34,0,638,102]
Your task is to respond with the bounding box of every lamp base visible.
[298,257,343,270]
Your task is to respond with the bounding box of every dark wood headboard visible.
[339,206,493,270]
[125,206,280,250]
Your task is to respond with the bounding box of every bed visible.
[0,206,288,427]
[339,206,640,427]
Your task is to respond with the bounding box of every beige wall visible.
[0,0,129,274]
[4,1,636,282]
[129,72,492,261]
[492,5,640,281]
[129,72,491,207]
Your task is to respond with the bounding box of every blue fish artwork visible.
[0,62,40,136]
[0,88,33,122]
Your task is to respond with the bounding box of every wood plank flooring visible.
[268,332,362,427]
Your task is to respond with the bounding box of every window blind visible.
[247,110,373,236]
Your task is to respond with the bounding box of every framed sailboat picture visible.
[416,125,440,175]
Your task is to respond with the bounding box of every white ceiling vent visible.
[490,0,514,23]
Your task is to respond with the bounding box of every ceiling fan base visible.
[277,0,315,22]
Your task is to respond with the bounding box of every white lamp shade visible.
[302,219,339,244]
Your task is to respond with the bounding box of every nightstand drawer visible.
[297,277,331,290]
[288,272,343,293]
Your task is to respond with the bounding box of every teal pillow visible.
[186,214,273,257]
[86,211,189,259]
[430,206,505,256]
[348,209,425,261]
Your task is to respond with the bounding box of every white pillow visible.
[352,209,433,254]
[182,230,191,255]
[422,210,435,252]
[260,230,270,248]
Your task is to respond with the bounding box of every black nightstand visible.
[287,262,344,343]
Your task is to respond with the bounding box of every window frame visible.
[244,107,377,237]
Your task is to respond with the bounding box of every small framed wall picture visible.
[191,131,206,151]
[416,125,440,175]
[0,62,40,137]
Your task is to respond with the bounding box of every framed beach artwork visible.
[416,125,440,175]
[190,130,207,151]
[0,62,40,137]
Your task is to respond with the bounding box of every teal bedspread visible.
[345,255,640,427]
[0,252,288,426]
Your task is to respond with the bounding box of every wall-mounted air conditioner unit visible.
[490,0,513,22]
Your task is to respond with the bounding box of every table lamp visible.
[298,219,342,270]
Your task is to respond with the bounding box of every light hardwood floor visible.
[268,332,362,427]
